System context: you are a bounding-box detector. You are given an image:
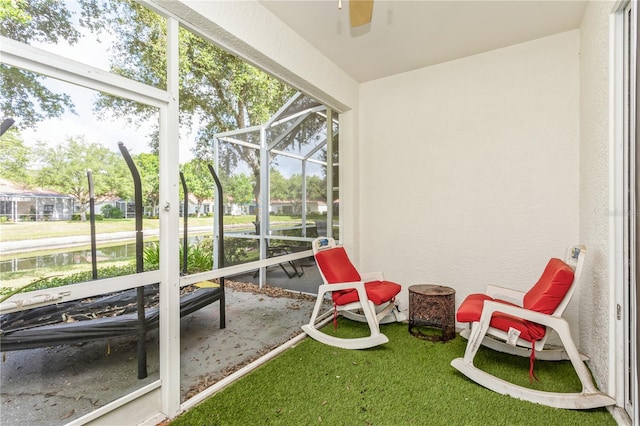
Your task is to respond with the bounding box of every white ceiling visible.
[260,0,588,83]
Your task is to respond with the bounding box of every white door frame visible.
[612,1,638,423]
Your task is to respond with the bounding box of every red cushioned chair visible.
[301,237,406,349]
[451,245,615,409]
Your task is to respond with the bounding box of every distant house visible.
[177,194,214,217]
[182,195,251,217]
[93,196,134,218]
[0,179,75,221]
[224,202,245,216]
[197,197,215,216]
[270,199,327,215]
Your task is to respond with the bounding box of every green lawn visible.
[0,218,139,241]
[0,215,313,242]
[170,321,615,425]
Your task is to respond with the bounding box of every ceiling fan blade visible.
[349,0,373,27]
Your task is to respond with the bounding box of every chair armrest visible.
[360,272,384,282]
[318,281,366,293]
[485,285,525,305]
[480,300,563,328]
[317,281,369,307]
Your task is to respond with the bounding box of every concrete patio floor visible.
[0,262,325,425]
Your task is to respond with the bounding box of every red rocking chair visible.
[302,238,406,349]
[451,245,615,409]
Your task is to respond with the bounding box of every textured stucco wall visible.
[578,0,614,393]
[359,32,581,329]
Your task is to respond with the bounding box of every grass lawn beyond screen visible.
[0,215,308,242]
[170,320,615,425]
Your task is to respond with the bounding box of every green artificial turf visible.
[171,320,616,425]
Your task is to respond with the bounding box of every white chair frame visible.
[450,246,616,409]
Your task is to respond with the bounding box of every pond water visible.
[0,241,156,274]
[0,224,318,276]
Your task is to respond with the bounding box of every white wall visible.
[579,0,615,394]
[358,31,581,327]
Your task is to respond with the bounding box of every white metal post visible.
[326,108,334,239]
[302,157,307,230]
[213,137,220,270]
[259,125,269,288]
[159,17,181,418]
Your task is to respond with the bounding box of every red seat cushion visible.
[456,258,575,342]
[456,293,496,323]
[315,247,401,306]
[456,294,546,341]
[332,280,402,305]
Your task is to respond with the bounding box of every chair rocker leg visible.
[301,297,389,350]
[340,301,406,325]
[450,359,617,409]
[451,320,616,409]
[379,302,407,323]
[301,323,389,350]
[459,328,588,362]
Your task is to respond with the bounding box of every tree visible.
[284,174,327,214]
[226,173,253,213]
[81,2,296,220]
[33,136,130,218]
[269,169,290,202]
[306,175,327,202]
[0,128,32,183]
[0,0,79,128]
[181,159,213,217]
[134,152,159,216]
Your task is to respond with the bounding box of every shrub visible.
[143,242,160,270]
[101,205,113,217]
[187,240,213,272]
[0,264,140,299]
[143,237,253,273]
[71,214,82,221]
[111,207,124,219]
[101,205,124,219]
[224,237,252,265]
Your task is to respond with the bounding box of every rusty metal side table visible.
[408,284,456,341]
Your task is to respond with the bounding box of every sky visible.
[19,78,167,159]
[17,4,196,162]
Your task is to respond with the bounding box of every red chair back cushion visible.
[315,247,361,283]
[315,247,401,306]
[523,258,574,314]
